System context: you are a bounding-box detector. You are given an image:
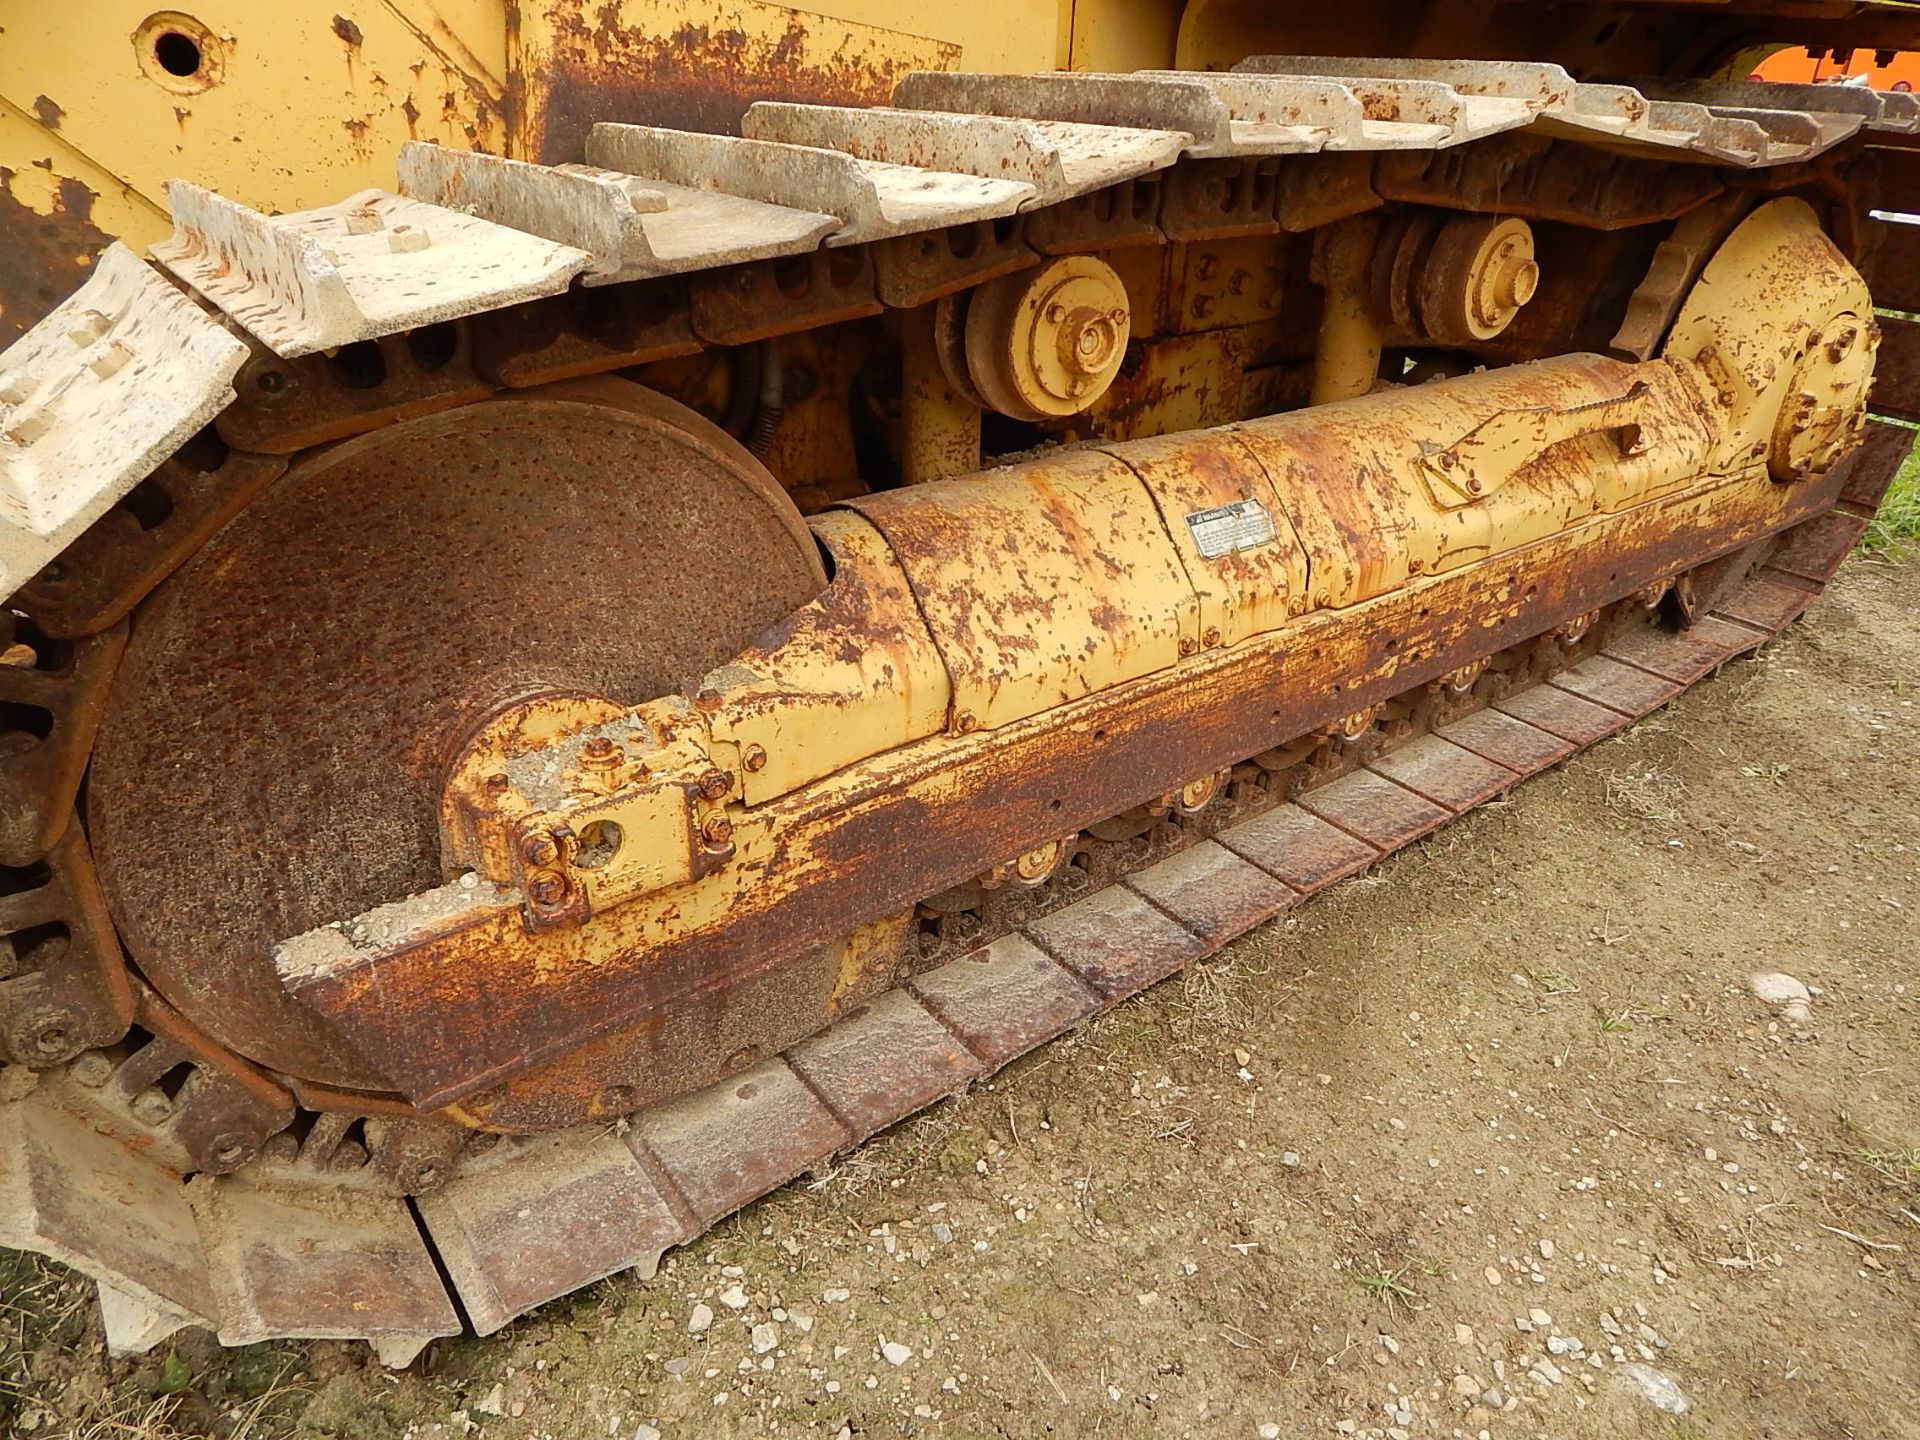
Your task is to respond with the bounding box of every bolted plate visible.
[86,378,825,1089]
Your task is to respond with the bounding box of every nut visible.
[580,737,623,771]
[527,873,568,907]
[521,831,560,868]
[701,814,735,848]
[698,768,733,801]
[743,743,768,773]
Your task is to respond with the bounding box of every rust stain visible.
[0,170,111,342]
[332,13,365,46]
[523,6,957,163]
[30,95,63,130]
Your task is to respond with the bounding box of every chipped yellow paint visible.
[0,0,506,223]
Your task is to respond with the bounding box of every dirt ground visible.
[5,552,1917,1440]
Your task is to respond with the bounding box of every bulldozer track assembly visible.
[0,28,1916,1362]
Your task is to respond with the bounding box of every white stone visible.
[687,1304,714,1334]
[882,1340,913,1367]
[1749,972,1811,1005]
[1619,1362,1690,1415]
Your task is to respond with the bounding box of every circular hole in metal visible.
[135,13,224,94]
[575,819,623,869]
[154,30,201,75]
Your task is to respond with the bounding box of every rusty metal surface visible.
[281,454,1854,1112]
[632,1058,850,1225]
[5,45,1914,1360]
[1435,707,1576,776]
[14,442,287,639]
[1494,684,1633,747]
[86,380,825,1088]
[691,248,882,347]
[1374,134,1726,231]
[0,822,132,1068]
[416,1128,691,1336]
[214,333,495,455]
[0,617,124,867]
[907,935,1101,1070]
[1215,804,1377,892]
[3,496,1853,1352]
[1873,314,1920,424]
[1549,654,1684,716]
[1366,733,1518,811]
[1123,840,1295,945]
[785,990,985,1141]
[511,0,956,163]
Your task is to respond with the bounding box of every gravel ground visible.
[6,553,1917,1440]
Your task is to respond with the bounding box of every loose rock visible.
[1619,1362,1690,1415]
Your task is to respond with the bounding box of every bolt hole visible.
[154,30,202,76]
[575,819,623,869]
[1048,798,1063,812]
[1093,727,1108,742]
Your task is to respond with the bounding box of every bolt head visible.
[743,743,768,773]
[701,814,735,848]
[527,873,567,907]
[522,831,560,868]
[698,768,733,801]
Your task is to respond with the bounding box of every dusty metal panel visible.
[509,0,959,163]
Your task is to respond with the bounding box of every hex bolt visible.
[130,1086,174,1125]
[698,768,733,801]
[743,743,768,773]
[521,831,560,868]
[1178,636,1198,656]
[580,736,623,771]
[702,814,735,848]
[527,873,567,907]
[409,1161,445,1192]
[1203,626,1223,647]
[954,712,979,734]
[69,1051,114,1088]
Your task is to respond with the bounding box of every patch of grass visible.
[1349,1263,1420,1311]
[1531,968,1580,996]
[1599,1009,1637,1034]
[1860,427,1920,557]
[1843,1115,1920,1186]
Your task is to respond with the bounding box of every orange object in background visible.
[1756,46,1920,92]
